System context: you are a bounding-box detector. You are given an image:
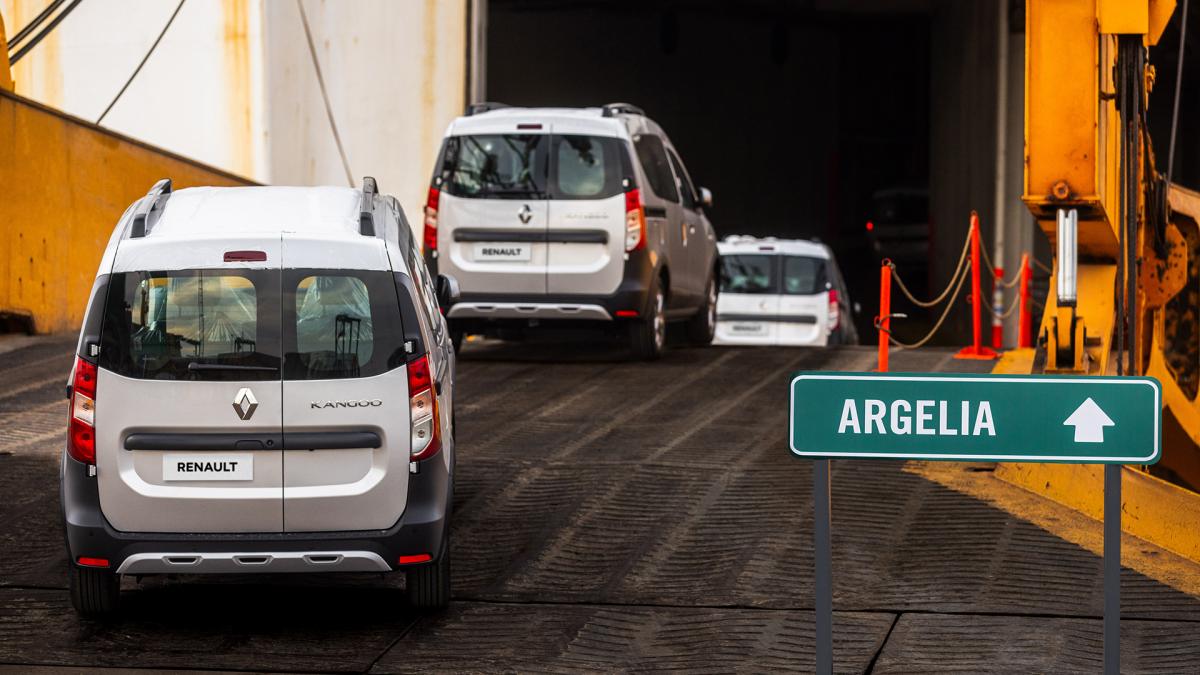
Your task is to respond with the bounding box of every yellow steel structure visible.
[0,87,252,333]
[1003,0,1200,562]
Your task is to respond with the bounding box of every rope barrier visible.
[986,288,1022,320]
[979,238,1022,288]
[877,261,972,350]
[889,226,972,308]
[1033,257,1053,275]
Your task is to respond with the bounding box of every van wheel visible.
[687,276,717,345]
[69,565,120,618]
[629,281,666,361]
[407,533,450,610]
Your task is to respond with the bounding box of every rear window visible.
[99,270,280,381]
[782,256,828,295]
[719,254,829,296]
[551,135,625,199]
[437,133,628,201]
[720,255,777,294]
[439,134,547,199]
[283,270,407,380]
[99,269,409,381]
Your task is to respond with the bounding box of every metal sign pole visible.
[814,458,832,675]
[1104,464,1121,675]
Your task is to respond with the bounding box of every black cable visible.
[7,0,65,52]
[96,0,186,125]
[1167,0,1190,186]
[9,0,82,65]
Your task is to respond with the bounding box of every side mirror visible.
[698,187,713,209]
[436,274,461,307]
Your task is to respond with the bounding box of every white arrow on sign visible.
[1063,397,1115,443]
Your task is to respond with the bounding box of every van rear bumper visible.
[60,453,451,574]
[446,249,658,324]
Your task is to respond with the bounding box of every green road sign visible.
[789,372,1161,463]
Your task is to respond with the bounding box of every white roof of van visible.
[151,186,362,237]
[104,185,394,274]
[448,107,626,137]
[718,236,830,258]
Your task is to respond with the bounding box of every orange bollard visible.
[1018,252,1032,348]
[991,264,1004,349]
[955,212,999,360]
[878,261,891,372]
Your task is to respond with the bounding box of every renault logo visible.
[517,203,533,224]
[233,388,258,420]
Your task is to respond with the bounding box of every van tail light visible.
[68,357,97,465]
[423,187,440,254]
[408,355,441,461]
[624,188,646,252]
[827,289,840,335]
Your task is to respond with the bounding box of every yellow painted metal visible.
[1149,0,1178,43]
[1039,264,1116,374]
[0,89,253,333]
[996,462,1200,562]
[1023,0,1121,258]
[991,349,1200,564]
[1099,0,1150,33]
[0,10,13,91]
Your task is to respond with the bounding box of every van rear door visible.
[715,253,779,344]
[95,249,284,533]
[278,236,412,532]
[777,255,830,346]
[435,131,549,295]
[544,131,630,295]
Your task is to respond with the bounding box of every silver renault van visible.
[62,178,458,616]
[422,102,719,359]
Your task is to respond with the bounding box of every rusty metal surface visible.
[1,338,1199,671]
[0,89,253,334]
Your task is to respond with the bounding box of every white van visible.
[62,178,458,616]
[422,102,719,359]
[715,236,858,347]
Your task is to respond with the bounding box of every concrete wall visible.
[1,0,467,225]
[263,0,467,226]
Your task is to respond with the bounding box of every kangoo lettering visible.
[311,399,383,409]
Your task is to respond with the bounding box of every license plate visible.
[163,453,253,481]
[474,243,531,262]
[730,322,768,335]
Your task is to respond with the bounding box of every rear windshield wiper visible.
[187,362,279,372]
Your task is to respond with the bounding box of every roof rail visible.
[129,179,173,238]
[601,102,645,118]
[464,101,508,116]
[360,176,378,236]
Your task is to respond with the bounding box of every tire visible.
[69,564,120,618]
[686,276,717,345]
[629,279,666,361]
[407,532,450,610]
[450,329,464,354]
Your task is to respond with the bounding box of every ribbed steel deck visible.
[1,336,1198,673]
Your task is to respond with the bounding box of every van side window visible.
[633,134,679,203]
[283,270,407,380]
[665,148,698,209]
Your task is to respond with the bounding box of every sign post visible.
[790,372,1161,675]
